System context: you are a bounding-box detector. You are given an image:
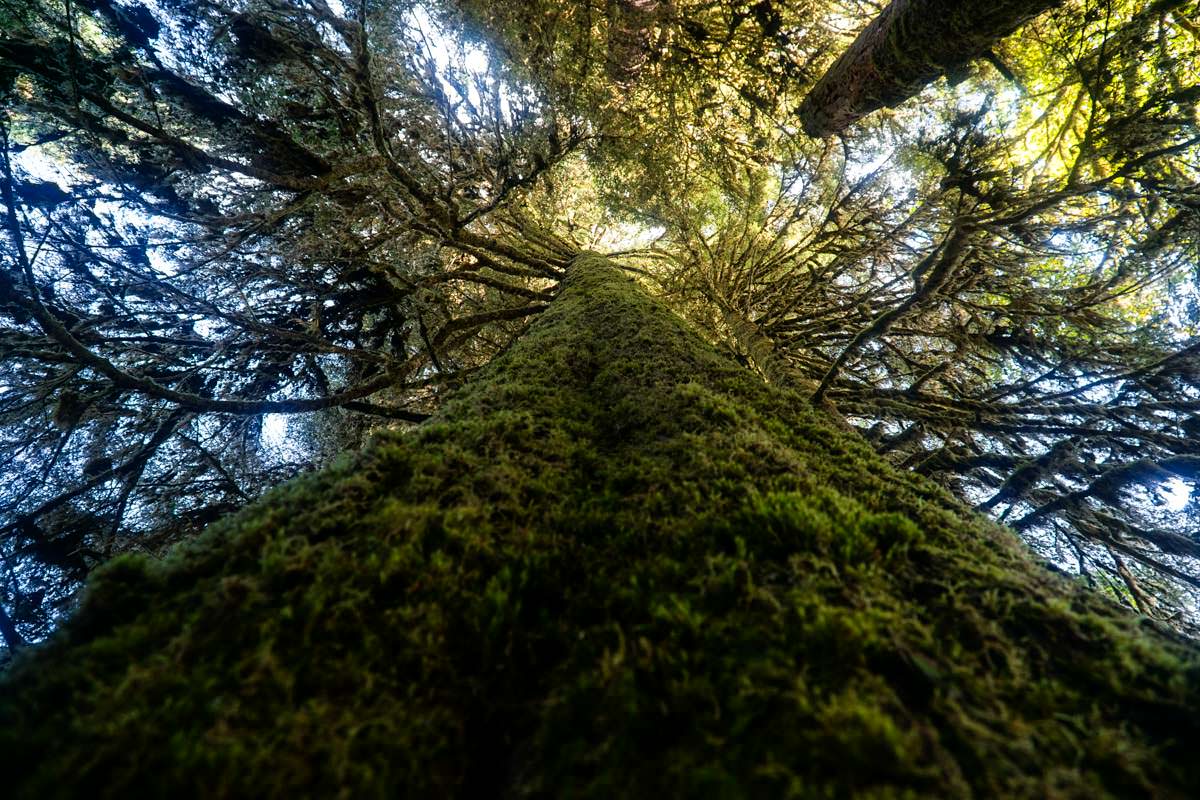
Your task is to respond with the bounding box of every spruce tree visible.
[3,255,1199,797]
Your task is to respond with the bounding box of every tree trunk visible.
[798,0,1060,137]
[1,253,1197,798]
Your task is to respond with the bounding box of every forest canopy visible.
[1,0,1199,649]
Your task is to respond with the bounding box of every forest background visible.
[1,0,1199,650]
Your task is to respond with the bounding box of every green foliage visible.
[5,0,1196,638]
[3,5,1200,794]
[3,257,1197,798]
[0,0,577,635]
[485,0,1200,621]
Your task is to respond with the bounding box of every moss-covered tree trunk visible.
[2,254,1198,798]
[798,0,1059,137]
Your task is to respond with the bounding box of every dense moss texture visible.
[3,255,1199,798]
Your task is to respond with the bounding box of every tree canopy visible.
[1,0,1199,648]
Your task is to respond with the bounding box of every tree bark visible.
[798,0,1060,137]
[1,254,1198,798]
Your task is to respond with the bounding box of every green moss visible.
[1,254,1198,798]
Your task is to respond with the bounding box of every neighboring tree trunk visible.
[798,0,1060,137]
[2,254,1198,797]
[605,0,664,85]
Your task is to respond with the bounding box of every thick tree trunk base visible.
[2,255,1197,798]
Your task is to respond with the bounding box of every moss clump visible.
[2,254,1198,798]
